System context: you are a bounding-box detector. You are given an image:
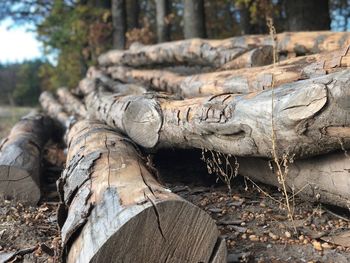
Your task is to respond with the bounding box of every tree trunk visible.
[112,0,126,49]
[106,46,350,98]
[155,0,171,42]
[58,120,225,263]
[39,91,70,128]
[56,87,87,119]
[81,69,350,159]
[237,152,350,208]
[98,31,350,67]
[184,0,207,38]
[0,112,56,205]
[285,0,331,31]
[128,0,139,29]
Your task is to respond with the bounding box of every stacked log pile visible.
[2,31,350,262]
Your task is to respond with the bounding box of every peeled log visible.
[56,87,87,118]
[98,31,350,68]
[58,120,224,263]
[108,46,350,98]
[83,70,350,159]
[237,152,350,208]
[0,112,56,205]
[39,91,70,128]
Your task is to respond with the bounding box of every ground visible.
[0,111,350,262]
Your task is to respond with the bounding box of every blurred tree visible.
[156,0,171,42]
[184,0,207,38]
[128,0,140,29]
[112,0,126,49]
[12,60,43,105]
[284,0,331,31]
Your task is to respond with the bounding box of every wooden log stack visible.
[2,31,350,262]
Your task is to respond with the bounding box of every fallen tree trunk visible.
[98,31,350,68]
[39,91,70,128]
[0,112,56,205]
[108,46,350,98]
[236,152,350,208]
[56,87,87,118]
[58,120,225,263]
[82,70,350,159]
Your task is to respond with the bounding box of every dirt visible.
[1,147,350,262]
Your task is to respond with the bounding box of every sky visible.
[0,19,42,63]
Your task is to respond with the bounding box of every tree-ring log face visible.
[67,197,220,263]
[122,97,162,148]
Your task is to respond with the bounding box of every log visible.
[82,70,350,159]
[107,45,350,98]
[39,91,70,128]
[56,87,88,118]
[79,67,147,95]
[0,112,56,205]
[236,152,350,208]
[98,31,350,68]
[58,120,225,263]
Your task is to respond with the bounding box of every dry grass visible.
[0,106,34,139]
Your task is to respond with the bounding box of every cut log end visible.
[0,165,40,205]
[68,197,222,263]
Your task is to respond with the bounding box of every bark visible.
[56,87,88,118]
[0,112,56,205]
[58,120,224,263]
[82,69,350,159]
[98,31,350,67]
[79,66,147,95]
[39,91,70,128]
[155,0,171,42]
[285,0,330,31]
[112,0,126,49]
[107,46,350,98]
[184,0,207,39]
[237,152,350,208]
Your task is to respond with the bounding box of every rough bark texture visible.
[112,0,126,49]
[285,0,330,31]
[0,112,56,205]
[155,0,171,42]
[107,46,350,97]
[82,69,350,159]
[98,31,350,67]
[39,91,70,129]
[56,87,88,118]
[59,120,224,263]
[237,152,350,208]
[184,0,207,39]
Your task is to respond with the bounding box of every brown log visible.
[0,112,56,205]
[108,46,350,98]
[82,70,350,159]
[58,120,225,263]
[56,87,88,118]
[39,91,70,128]
[236,152,350,208]
[98,31,350,68]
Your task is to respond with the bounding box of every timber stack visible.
[1,31,350,262]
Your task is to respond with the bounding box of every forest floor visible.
[0,141,350,262]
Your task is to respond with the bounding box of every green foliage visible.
[0,60,46,106]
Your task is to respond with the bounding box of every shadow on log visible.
[58,120,225,263]
[0,112,57,205]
